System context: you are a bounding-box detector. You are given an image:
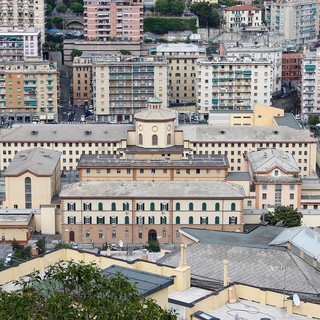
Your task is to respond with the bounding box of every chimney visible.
[219,43,226,57]
[179,243,187,268]
[223,260,229,286]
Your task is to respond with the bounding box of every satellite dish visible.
[119,240,123,248]
[293,294,301,307]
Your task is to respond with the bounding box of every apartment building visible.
[154,43,205,104]
[301,48,320,115]
[223,5,262,29]
[0,59,59,123]
[0,28,41,62]
[92,56,168,123]
[223,43,282,93]
[265,0,319,45]
[83,0,143,42]
[0,0,45,43]
[196,56,272,116]
[282,53,302,84]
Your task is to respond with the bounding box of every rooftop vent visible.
[85,130,92,135]
[273,130,279,135]
[220,130,225,134]
[53,131,57,134]
[31,130,38,135]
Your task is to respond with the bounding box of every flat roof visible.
[101,265,174,297]
[60,180,245,199]
[274,113,301,130]
[226,172,250,181]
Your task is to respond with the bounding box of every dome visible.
[134,108,176,121]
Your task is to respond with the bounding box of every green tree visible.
[190,2,220,28]
[56,3,67,13]
[70,2,83,13]
[46,4,53,14]
[263,206,303,227]
[308,115,320,125]
[145,239,161,252]
[0,261,177,319]
[11,239,31,261]
[155,0,184,16]
[36,237,46,254]
[70,48,82,61]
[120,49,131,55]
[155,0,169,14]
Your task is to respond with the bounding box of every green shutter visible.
[110,217,112,224]
[74,216,76,224]
[68,217,70,224]
[96,217,99,224]
[116,217,118,224]
[90,217,92,224]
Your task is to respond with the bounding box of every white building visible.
[196,56,272,116]
[265,0,319,45]
[223,5,262,30]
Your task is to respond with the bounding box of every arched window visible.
[189,216,193,224]
[25,177,32,209]
[215,216,220,224]
[85,230,90,238]
[150,202,155,211]
[231,203,236,211]
[215,203,220,211]
[189,202,194,211]
[125,216,129,224]
[98,202,103,211]
[167,133,172,145]
[176,216,180,224]
[139,133,143,145]
[152,134,158,146]
[111,202,116,211]
[202,203,207,211]
[176,202,181,211]
[98,230,103,239]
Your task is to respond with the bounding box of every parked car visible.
[4,253,13,266]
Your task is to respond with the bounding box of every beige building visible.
[0,59,59,123]
[154,43,205,104]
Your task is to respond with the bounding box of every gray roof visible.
[101,265,173,297]
[274,113,301,130]
[180,125,315,142]
[125,145,184,154]
[226,172,251,181]
[0,212,33,225]
[247,148,300,173]
[4,148,61,176]
[147,97,163,103]
[60,180,246,199]
[77,154,229,168]
[179,225,285,250]
[269,227,320,263]
[134,107,176,121]
[0,124,131,142]
[158,242,320,294]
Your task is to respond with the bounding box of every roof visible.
[224,5,261,11]
[4,148,61,176]
[0,211,34,225]
[134,107,176,121]
[247,148,300,173]
[60,180,246,199]
[180,126,315,143]
[77,154,229,169]
[156,43,201,53]
[101,265,173,297]
[179,225,285,249]
[273,113,301,130]
[226,172,251,181]
[269,227,320,263]
[148,97,162,103]
[125,145,184,154]
[158,242,320,294]
[0,124,131,142]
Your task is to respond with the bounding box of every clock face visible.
[152,126,158,132]
[167,125,171,131]
[139,125,143,131]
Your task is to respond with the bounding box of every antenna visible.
[293,294,301,307]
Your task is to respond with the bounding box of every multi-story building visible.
[282,53,302,84]
[0,28,41,62]
[83,0,143,42]
[223,5,262,29]
[154,43,205,104]
[92,56,168,123]
[301,48,320,115]
[0,59,59,123]
[196,56,272,116]
[265,0,319,45]
[0,0,45,43]
[223,43,282,93]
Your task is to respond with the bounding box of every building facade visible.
[282,53,302,83]
[196,56,272,116]
[223,5,262,29]
[154,43,206,104]
[0,60,59,123]
[84,0,143,41]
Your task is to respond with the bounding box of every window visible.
[84,216,92,224]
[125,216,129,224]
[176,216,180,224]
[167,133,172,145]
[196,169,200,174]
[247,200,252,206]
[229,216,237,224]
[162,229,167,238]
[176,230,180,239]
[202,203,207,211]
[111,202,116,211]
[140,169,144,174]
[215,203,220,211]
[262,193,267,200]
[85,230,90,238]
[290,185,295,190]
[97,216,105,224]
[290,193,294,200]
[160,203,168,211]
[67,202,76,211]
[200,216,208,224]
[110,216,118,225]
[84,202,92,211]
[98,202,103,211]
[112,230,116,238]
[231,203,236,211]
[138,231,143,239]
[262,185,267,190]
[160,216,167,224]
[99,230,104,239]
[274,170,279,176]
[67,216,76,224]
[137,203,145,211]
[215,216,220,224]
[189,216,193,224]
[139,134,143,145]
[150,202,155,211]
[189,202,194,211]
[176,202,180,211]
[137,216,145,225]
[25,177,32,209]
[125,229,129,238]
[152,134,158,146]
[149,216,155,224]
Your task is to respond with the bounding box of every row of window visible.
[67,215,238,225]
[67,202,237,212]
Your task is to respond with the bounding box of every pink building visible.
[84,0,143,41]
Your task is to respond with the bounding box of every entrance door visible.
[148,229,157,242]
[69,231,75,242]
